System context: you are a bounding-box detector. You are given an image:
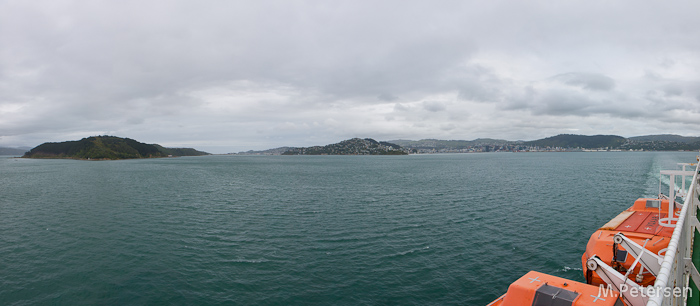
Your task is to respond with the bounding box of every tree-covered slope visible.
[524,134,627,149]
[152,145,210,157]
[23,136,209,160]
[628,134,700,143]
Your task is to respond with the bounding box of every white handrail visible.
[647,160,700,306]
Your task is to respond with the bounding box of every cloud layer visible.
[1,0,699,152]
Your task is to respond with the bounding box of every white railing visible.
[647,160,700,306]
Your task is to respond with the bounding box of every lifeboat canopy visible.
[487,271,623,306]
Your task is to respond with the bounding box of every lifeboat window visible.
[646,200,661,208]
[532,283,578,306]
[614,250,628,262]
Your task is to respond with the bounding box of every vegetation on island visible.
[282,138,408,155]
[22,136,210,160]
[152,144,211,157]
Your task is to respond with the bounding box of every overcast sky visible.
[1,0,699,153]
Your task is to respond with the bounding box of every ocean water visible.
[1,152,697,305]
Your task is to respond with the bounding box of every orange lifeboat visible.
[581,198,678,287]
[486,271,623,306]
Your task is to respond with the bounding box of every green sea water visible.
[1,152,697,305]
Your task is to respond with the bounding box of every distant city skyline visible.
[1,1,699,154]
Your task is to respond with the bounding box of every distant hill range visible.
[23,136,210,160]
[0,147,31,156]
[388,138,511,150]
[238,134,700,155]
[236,147,294,155]
[390,134,700,152]
[522,134,627,148]
[281,138,407,155]
[524,134,700,151]
[627,134,700,143]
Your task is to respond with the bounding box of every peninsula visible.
[22,136,210,160]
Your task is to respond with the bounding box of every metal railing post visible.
[647,159,700,306]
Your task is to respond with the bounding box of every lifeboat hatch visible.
[532,284,578,306]
[645,200,660,208]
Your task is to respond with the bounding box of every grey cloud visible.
[378,93,398,101]
[586,100,649,119]
[504,80,653,120]
[458,81,501,102]
[659,58,676,69]
[644,70,663,81]
[456,65,506,102]
[664,85,683,97]
[551,73,615,91]
[393,103,409,112]
[440,123,456,131]
[304,34,476,99]
[503,86,536,110]
[533,91,590,116]
[422,101,446,112]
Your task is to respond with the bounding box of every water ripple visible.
[0,152,696,305]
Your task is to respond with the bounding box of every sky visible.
[1,1,699,153]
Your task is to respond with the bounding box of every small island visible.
[22,136,210,160]
[282,138,408,155]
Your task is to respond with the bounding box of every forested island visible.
[22,136,210,160]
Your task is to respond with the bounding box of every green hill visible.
[23,136,210,160]
[152,144,210,157]
[628,134,700,143]
[524,134,627,149]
